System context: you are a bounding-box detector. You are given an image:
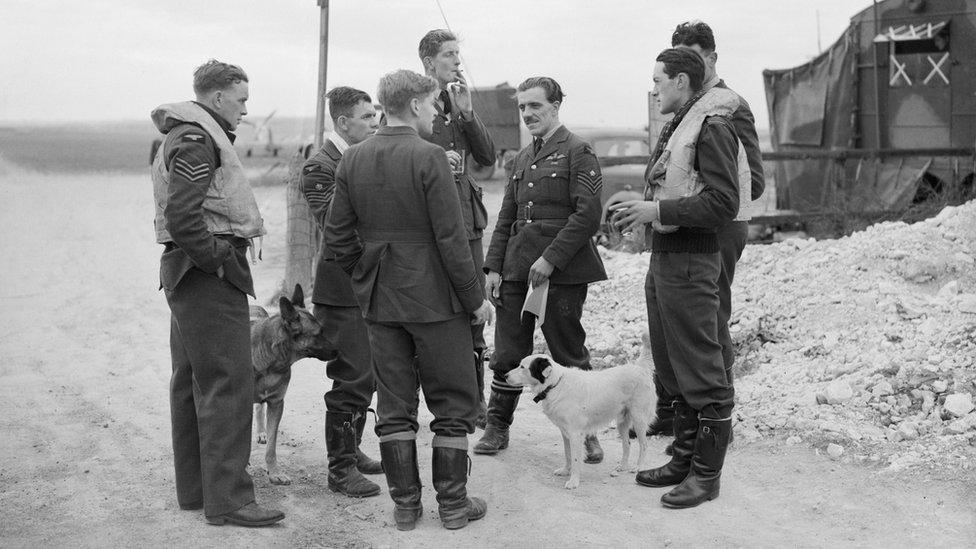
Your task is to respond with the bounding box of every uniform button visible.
[527,182,534,188]
[526,219,533,223]
[551,172,557,177]
[444,120,450,126]
[530,164,537,170]
[315,184,323,190]
[527,201,534,207]
[450,142,455,148]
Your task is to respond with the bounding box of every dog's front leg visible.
[554,429,572,477]
[254,403,267,444]
[264,400,291,485]
[564,433,583,489]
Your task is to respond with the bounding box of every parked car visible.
[574,128,649,208]
[573,128,651,251]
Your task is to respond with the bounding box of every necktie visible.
[533,138,543,156]
[439,90,452,115]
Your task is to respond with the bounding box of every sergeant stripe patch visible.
[578,170,603,195]
[173,157,210,182]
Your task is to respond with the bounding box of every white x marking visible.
[889,55,912,87]
[923,53,949,85]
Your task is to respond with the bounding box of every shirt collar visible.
[540,124,563,144]
[703,74,721,91]
[327,132,350,154]
[376,125,418,136]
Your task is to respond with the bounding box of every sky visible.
[0,0,863,134]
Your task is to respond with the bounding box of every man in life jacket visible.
[150,59,281,527]
[611,48,742,509]
[640,20,766,440]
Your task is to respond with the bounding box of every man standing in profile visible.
[418,29,496,427]
[301,86,382,499]
[641,21,766,439]
[477,77,607,463]
[151,59,283,527]
[612,48,743,508]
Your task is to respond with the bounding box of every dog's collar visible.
[533,379,560,403]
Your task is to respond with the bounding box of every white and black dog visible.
[506,352,656,489]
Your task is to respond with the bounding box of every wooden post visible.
[314,0,330,150]
[280,0,329,300]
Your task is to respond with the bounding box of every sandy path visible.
[0,172,972,547]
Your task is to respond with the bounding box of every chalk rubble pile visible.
[582,199,976,471]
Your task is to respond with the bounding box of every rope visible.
[432,0,477,89]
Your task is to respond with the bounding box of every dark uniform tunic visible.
[301,139,375,413]
[325,125,485,437]
[713,80,764,379]
[484,125,607,392]
[645,115,740,418]
[156,103,255,517]
[422,91,494,357]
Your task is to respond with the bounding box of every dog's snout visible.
[309,335,339,361]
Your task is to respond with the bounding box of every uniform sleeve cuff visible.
[658,200,679,226]
[541,249,566,272]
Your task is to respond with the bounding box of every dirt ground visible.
[0,169,973,548]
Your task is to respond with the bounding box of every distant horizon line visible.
[0,113,318,127]
[0,116,664,134]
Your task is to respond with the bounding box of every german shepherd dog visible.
[251,284,337,485]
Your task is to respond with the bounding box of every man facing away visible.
[325,69,494,531]
[150,59,283,527]
[418,29,496,428]
[643,20,766,438]
[477,77,608,463]
[300,86,383,498]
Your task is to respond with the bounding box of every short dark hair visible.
[326,86,372,123]
[377,70,439,116]
[192,59,248,95]
[656,48,706,92]
[418,29,457,60]
[671,20,716,51]
[516,76,565,104]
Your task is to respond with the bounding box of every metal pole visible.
[872,0,882,150]
[314,0,330,150]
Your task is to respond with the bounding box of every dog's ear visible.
[291,284,306,309]
[279,295,299,325]
[529,356,551,384]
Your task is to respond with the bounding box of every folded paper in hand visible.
[520,279,549,326]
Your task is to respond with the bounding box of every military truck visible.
[468,83,526,180]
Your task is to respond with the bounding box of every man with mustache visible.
[418,29,496,428]
[477,77,607,463]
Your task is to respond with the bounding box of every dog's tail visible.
[636,329,654,372]
[249,305,270,324]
